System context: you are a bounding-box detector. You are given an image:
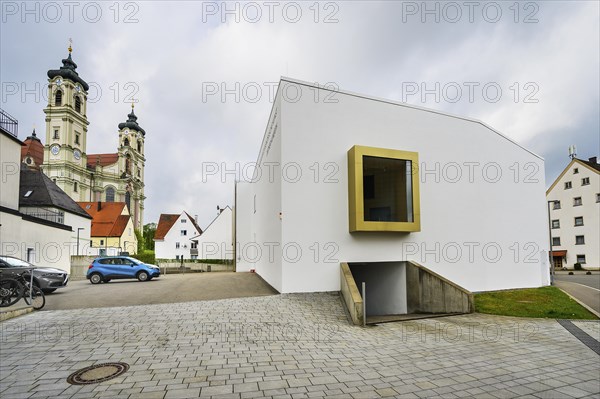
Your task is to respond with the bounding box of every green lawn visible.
[474,286,598,320]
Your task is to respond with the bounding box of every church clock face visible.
[50,145,60,156]
[56,78,62,86]
[73,149,81,160]
[124,129,129,136]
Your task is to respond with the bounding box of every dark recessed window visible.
[564,181,572,189]
[55,90,62,106]
[551,219,560,229]
[75,96,82,113]
[53,129,59,139]
[74,182,78,192]
[552,201,561,210]
[573,197,582,206]
[105,187,115,202]
[552,237,561,246]
[573,168,579,174]
[575,235,585,245]
[362,156,413,223]
[577,254,586,264]
[75,134,80,145]
[574,217,584,226]
[582,177,590,186]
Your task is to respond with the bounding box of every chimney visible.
[589,156,598,164]
[97,201,102,211]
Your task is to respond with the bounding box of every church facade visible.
[35,47,146,230]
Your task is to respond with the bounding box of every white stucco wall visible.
[190,207,233,260]
[0,212,72,273]
[1,133,22,209]
[238,79,549,293]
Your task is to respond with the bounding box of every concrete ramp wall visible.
[406,261,473,314]
[340,261,473,325]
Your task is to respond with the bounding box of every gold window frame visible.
[348,145,421,232]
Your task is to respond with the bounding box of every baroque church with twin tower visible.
[22,45,146,230]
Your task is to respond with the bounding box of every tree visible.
[143,223,157,250]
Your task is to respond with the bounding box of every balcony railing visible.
[0,109,18,138]
[20,208,65,224]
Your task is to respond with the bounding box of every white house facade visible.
[190,207,233,260]
[546,157,599,270]
[154,212,203,260]
[235,78,550,294]
[1,109,75,273]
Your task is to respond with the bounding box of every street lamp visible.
[546,200,558,285]
[76,227,84,256]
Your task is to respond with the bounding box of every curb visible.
[0,306,34,322]
[556,287,600,319]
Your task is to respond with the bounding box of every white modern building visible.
[546,156,599,270]
[190,206,233,260]
[0,109,81,274]
[154,212,203,260]
[235,78,550,295]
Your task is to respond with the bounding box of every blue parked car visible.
[87,256,160,284]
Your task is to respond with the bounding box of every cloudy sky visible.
[1,1,598,229]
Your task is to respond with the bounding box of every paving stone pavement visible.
[0,293,599,399]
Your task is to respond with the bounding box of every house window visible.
[574,217,584,226]
[75,134,80,145]
[575,235,585,245]
[181,219,187,223]
[100,239,104,246]
[348,145,420,232]
[191,242,197,249]
[53,129,59,139]
[552,201,561,210]
[74,182,78,192]
[551,220,560,229]
[581,177,590,186]
[573,197,582,206]
[175,242,180,249]
[577,254,586,264]
[75,96,82,113]
[552,237,561,246]
[26,248,34,263]
[176,255,180,260]
[105,187,115,202]
[181,230,187,236]
[573,168,579,174]
[564,181,572,189]
[55,90,62,106]
[597,193,600,203]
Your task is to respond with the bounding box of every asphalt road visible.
[554,273,600,316]
[42,272,278,311]
[555,272,600,289]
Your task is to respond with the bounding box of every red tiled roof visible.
[87,153,119,168]
[155,214,179,240]
[21,136,44,166]
[77,202,131,237]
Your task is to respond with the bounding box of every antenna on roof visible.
[568,145,577,160]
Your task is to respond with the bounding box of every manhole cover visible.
[67,362,129,385]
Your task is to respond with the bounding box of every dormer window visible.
[55,90,62,106]
[75,96,82,113]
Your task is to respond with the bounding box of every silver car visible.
[0,256,69,294]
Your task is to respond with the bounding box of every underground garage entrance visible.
[340,261,474,325]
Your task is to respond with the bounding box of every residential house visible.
[546,156,599,269]
[78,202,137,255]
[154,212,202,260]
[190,206,233,260]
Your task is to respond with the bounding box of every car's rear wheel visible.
[90,273,103,284]
[137,271,149,282]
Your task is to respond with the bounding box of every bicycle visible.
[0,271,45,310]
